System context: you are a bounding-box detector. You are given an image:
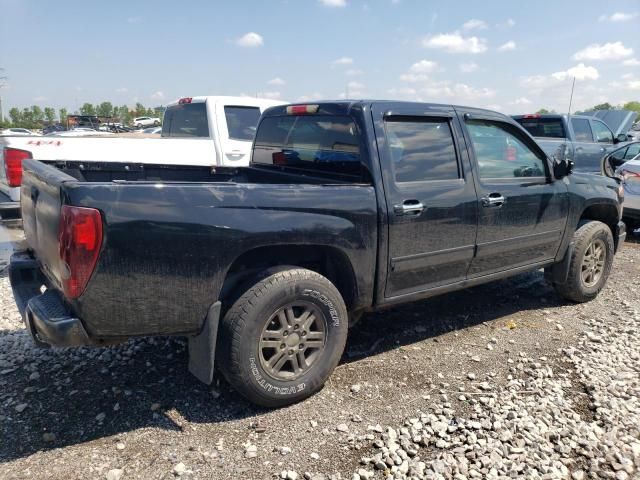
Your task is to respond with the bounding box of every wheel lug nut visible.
[288,350,294,355]
[299,344,304,349]
[280,344,285,349]
[283,331,288,337]
[301,331,306,336]
[294,324,299,330]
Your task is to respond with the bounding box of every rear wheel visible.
[216,268,348,407]
[552,220,614,303]
[153,120,160,126]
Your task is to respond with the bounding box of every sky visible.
[0,0,639,116]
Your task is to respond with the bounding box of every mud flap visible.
[188,301,221,385]
[545,243,574,285]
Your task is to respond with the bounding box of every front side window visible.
[592,120,613,143]
[571,118,593,142]
[161,103,210,138]
[466,120,547,180]
[224,106,261,141]
[253,114,365,179]
[384,117,459,182]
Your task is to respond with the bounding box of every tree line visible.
[536,101,640,115]
[0,102,166,129]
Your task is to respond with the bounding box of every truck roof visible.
[511,113,594,121]
[165,96,285,109]
[262,100,515,122]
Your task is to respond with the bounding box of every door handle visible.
[394,200,425,216]
[481,193,505,208]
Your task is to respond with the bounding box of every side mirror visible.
[614,133,628,144]
[553,157,574,179]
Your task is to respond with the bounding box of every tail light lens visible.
[4,147,32,187]
[58,206,103,299]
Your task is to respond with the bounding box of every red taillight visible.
[286,104,319,115]
[4,147,32,187]
[178,97,193,104]
[522,114,541,119]
[58,206,103,299]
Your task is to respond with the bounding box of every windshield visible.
[162,103,209,138]
[253,114,367,180]
[514,117,566,139]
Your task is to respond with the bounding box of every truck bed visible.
[19,159,378,340]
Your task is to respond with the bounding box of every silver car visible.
[603,141,640,231]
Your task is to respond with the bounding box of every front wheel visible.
[216,268,348,407]
[552,220,614,303]
[153,121,160,126]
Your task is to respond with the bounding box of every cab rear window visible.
[514,118,566,139]
[162,103,209,138]
[252,115,367,180]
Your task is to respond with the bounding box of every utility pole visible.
[0,68,6,123]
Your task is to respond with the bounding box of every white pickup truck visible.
[0,96,284,211]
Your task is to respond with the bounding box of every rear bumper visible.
[9,251,92,347]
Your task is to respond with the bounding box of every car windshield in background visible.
[224,106,261,141]
[161,103,209,138]
[253,115,366,179]
[515,117,566,139]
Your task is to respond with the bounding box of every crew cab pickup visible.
[0,96,283,211]
[10,101,625,407]
[513,114,628,174]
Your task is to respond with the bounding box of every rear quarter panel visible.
[65,182,377,338]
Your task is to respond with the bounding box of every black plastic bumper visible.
[9,251,92,347]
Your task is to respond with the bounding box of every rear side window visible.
[224,106,261,141]
[384,117,459,182]
[571,118,593,142]
[162,103,209,138]
[466,120,547,180]
[253,115,366,179]
[514,117,566,138]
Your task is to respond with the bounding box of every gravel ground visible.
[0,227,638,480]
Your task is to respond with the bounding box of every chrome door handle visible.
[481,194,505,207]
[394,200,425,216]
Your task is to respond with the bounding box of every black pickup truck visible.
[10,101,626,407]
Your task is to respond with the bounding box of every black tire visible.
[216,268,348,407]
[154,121,160,126]
[552,220,614,303]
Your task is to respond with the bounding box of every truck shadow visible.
[0,269,560,462]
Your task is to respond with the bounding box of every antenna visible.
[567,77,576,118]
[345,83,349,99]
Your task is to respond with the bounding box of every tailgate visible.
[20,159,77,289]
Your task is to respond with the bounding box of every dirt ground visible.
[0,225,638,480]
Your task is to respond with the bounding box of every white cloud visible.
[387,87,417,97]
[400,73,430,83]
[422,32,487,54]
[510,97,532,105]
[126,16,142,24]
[347,81,365,90]
[33,96,46,102]
[150,91,165,100]
[319,0,346,7]
[346,68,364,76]
[483,104,503,111]
[332,57,353,65]
[551,63,599,81]
[116,87,128,93]
[573,42,633,61]
[459,62,479,73]
[498,41,516,52]
[627,81,640,90]
[409,60,438,73]
[236,32,264,48]
[296,93,323,102]
[623,58,640,67]
[420,81,495,101]
[262,91,282,99]
[505,18,515,27]
[462,19,487,31]
[268,77,285,86]
[598,12,638,22]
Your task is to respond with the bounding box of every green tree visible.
[59,108,68,125]
[536,108,555,114]
[21,108,35,128]
[134,102,146,117]
[30,105,44,124]
[623,101,640,113]
[44,107,56,124]
[592,102,613,111]
[79,103,96,116]
[96,101,114,118]
[9,107,22,126]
